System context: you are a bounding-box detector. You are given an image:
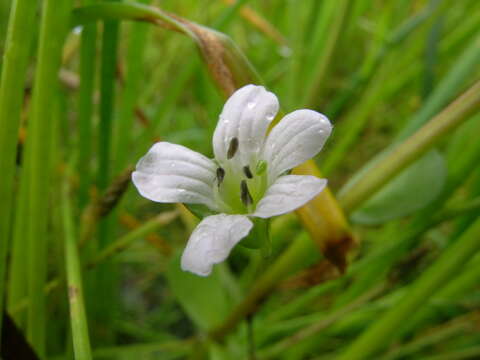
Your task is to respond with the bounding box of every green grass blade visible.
[63,181,93,360]
[338,216,480,359]
[114,0,150,173]
[0,0,36,341]
[304,0,350,107]
[78,1,97,209]
[398,31,480,140]
[24,0,72,354]
[339,80,480,213]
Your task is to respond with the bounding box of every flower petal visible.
[262,109,331,180]
[132,142,218,210]
[181,214,253,276]
[253,175,327,218]
[213,84,279,168]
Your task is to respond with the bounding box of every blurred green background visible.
[1,0,480,359]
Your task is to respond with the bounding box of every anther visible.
[216,167,225,186]
[243,165,253,179]
[240,180,253,206]
[227,137,239,159]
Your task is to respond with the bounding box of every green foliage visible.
[352,150,446,224]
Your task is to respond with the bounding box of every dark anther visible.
[243,165,253,179]
[241,180,253,206]
[227,137,239,159]
[216,167,225,186]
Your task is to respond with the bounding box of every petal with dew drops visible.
[181,214,253,276]
[262,109,331,180]
[253,175,327,218]
[213,84,279,167]
[132,142,218,210]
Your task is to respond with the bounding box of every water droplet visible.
[170,162,176,168]
[319,116,330,125]
[247,101,256,109]
[266,112,275,121]
[224,119,229,124]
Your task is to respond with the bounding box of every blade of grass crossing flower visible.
[25,0,72,354]
[0,0,36,341]
[338,216,480,360]
[63,182,93,360]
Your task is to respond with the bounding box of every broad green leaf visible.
[351,150,446,225]
[166,251,232,330]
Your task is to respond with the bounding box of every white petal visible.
[132,142,218,210]
[181,214,253,276]
[213,84,279,167]
[262,109,331,180]
[253,175,327,218]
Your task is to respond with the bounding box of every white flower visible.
[132,85,332,276]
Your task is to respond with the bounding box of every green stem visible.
[95,1,120,342]
[338,216,480,360]
[208,232,317,341]
[63,182,93,360]
[0,0,36,341]
[25,0,72,354]
[260,285,383,359]
[11,212,176,316]
[78,1,97,209]
[339,80,480,213]
[87,211,178,269]
[304,0,350,107]
[114,0,150,173]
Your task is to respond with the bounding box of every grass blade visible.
[0,0,36,341]
[63,181,93,360]
[338,216,480,359]
[24,0,72,354]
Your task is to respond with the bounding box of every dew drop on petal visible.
[266,112,275,121]
[247,101,256,109]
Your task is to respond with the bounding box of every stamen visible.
[216,167,225,186]
[227,137,239,159]
[243,165,253,179]
[240,180,253,206]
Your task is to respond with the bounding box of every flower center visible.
[213,137,268,214]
